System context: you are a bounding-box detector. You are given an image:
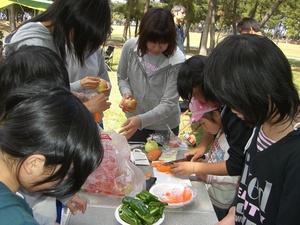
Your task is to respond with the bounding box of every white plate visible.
[149,183,194,209]
[115,205,165,225]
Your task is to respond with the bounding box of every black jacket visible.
[235,126,300,224]
[221,106,252,176]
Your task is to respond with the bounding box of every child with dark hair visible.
[0,45,102,224]
[172,55,252,178]
[0,45,69,114]
[187,98,240,221]
[118,7,185,142]
[204,34,300,224]
[0,83,103,225]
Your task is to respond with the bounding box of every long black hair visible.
[19,0,111,65]
[0,83,103,198]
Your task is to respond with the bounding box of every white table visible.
[63,149,218,225]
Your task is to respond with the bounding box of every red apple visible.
[95,78,109,93]
[122,97,138,111]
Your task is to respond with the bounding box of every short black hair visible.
[237,18,261,34]
[0,45,69,114]
[203,34,299,127]
[177,55,207,101]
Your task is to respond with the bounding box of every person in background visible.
[171,55,252,177]
[2,0,112,116]
[237,17,262,35]
[204,34,300,224]
[118,7,185,142]
[0,45,98,225]
[187,98,240,221]
[171,5,186,54]
[0,82,103,225]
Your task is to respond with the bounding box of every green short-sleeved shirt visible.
[0,182,39,225]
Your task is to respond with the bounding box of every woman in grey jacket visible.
[118,7,185,142]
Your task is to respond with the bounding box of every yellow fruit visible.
[145,140,158,152]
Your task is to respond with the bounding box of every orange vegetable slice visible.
[159,187,192,204]
[182,187,192,202]
[145,173,152,178]
[151,161,172,174]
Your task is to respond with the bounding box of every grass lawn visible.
[103,25,300,146]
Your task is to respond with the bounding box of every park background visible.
[100,25,300,145]
[0,0,300,144]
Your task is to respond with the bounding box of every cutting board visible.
[153,167,191,186]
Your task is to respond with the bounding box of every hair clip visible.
[293,122,300,130]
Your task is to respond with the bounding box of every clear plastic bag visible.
[82,129,146,197]
[149,125,188,149]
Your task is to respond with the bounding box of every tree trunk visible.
[135,19,139,37]
[122,14,131,42]
[232,0,238,34]
[185,20,192,52]
[260,0,284,27]
[199,0,216,56]
[144,0,150,13]
[8,5,16,31]
[208,12,215,55]
[249,0,259,18]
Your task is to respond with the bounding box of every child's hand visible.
[66,195,87,215]
[80,76,100,90]
[184,146,206,161]
[215,206,235,225]
[84,93,111,113]
[170,162,194,175]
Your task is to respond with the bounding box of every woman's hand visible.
[84,93,111,113]
[66,195,87,215]
[119,116,141,139]
[119,93,135,113]
[170,162,195,175]
[80,76,100,90]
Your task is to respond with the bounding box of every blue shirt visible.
[175,25,184,54]
[0,182,39,225]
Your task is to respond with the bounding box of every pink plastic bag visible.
[82,130,146,197]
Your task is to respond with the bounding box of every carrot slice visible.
[182,187,192,202]
[151,161,172,174]
[145,173,152,178]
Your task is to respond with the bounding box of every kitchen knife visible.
[161,154,206,166]
[161,155,198,166]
